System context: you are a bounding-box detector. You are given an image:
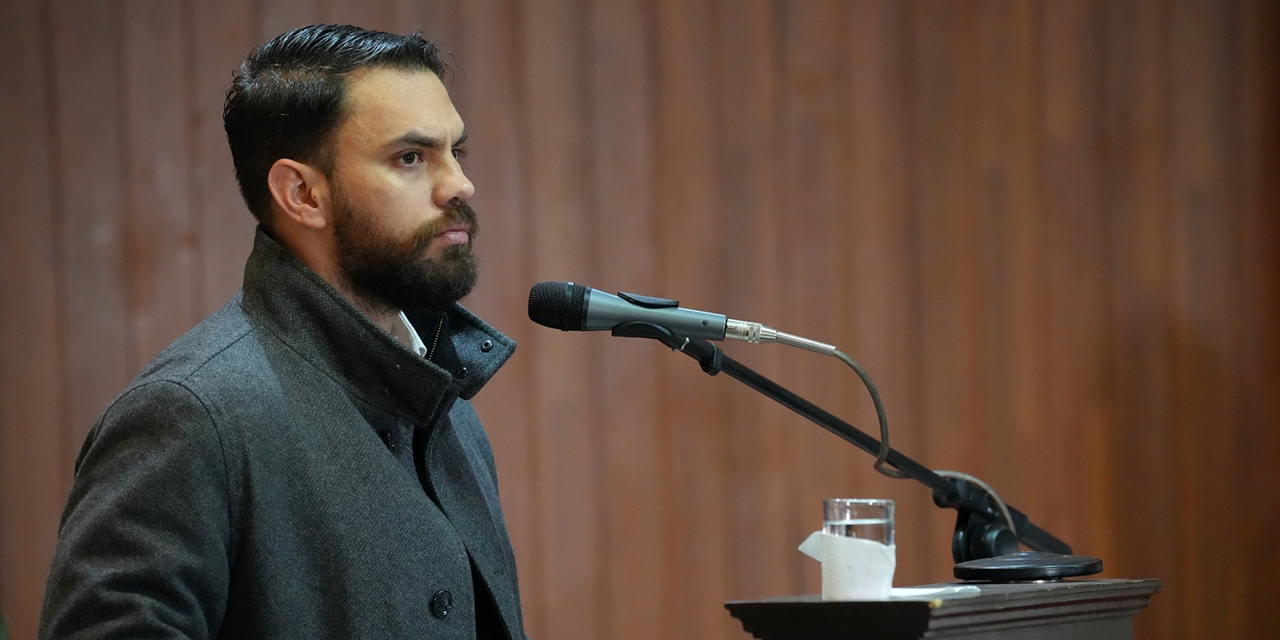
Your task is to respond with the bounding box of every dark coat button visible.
[456,366,469,379]
[480,339,494,352]
[430,590,453,618]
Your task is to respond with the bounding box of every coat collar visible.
[238,228,516,421]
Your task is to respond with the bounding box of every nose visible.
[434,159,475,208]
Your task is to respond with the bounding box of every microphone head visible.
[528,281,588,331]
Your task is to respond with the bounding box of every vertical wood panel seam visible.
[642,1,677,632]
[713,0,751,606]
[1029,0,1052,551]
[653,0,674,631]
[578,0,609,636]
[1222,2,1249,626]
[505,0,546,631]
[42,0,74,489]
[899,0,933,579]
[1237,0,1279,631]
[113,1,139,376]
[448,0,463,67]
[252,0,264,43]
[904,0,942,580]
[769,0,804,597]
[1090,0,1120,562]
[705,0,735,620]
[182,0,207,319]
[1152,4,1178,631]
[1099,0,1127,574]
[1160,2,1192,631]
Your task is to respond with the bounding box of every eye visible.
[451,146,468,161]
[397,151,422,166]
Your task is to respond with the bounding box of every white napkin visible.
[889,585,981,599]
[799,531,896,601]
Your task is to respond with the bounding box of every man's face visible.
[326,67,478,312]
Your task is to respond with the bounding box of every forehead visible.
[336,67,462,148]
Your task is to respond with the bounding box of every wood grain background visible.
[2,1,1277,638]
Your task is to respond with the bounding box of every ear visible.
[266,158,333,230]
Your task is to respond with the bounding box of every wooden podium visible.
[725,579,1161,639]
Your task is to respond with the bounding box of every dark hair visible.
[223,24,448,225]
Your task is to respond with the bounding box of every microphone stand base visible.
[954,551,1104,582]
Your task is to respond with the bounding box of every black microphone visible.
[527,281,836,354]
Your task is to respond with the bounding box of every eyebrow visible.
[385,129,468,150]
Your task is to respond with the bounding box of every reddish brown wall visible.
[2,1,1277,638]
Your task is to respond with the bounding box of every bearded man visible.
[39,25,527,640]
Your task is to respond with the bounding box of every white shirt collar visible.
[389,310,428,358]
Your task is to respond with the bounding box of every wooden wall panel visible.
[778,0,852,598]
[653,1,733,637]
[325,0,391,33]
[1102,1,1180,637]
[783,0,863,599]
[910,0,995,582]
[121,0,200,371]
[0,2,64,637]
[715,0,797,600]
[190,0,258,314]
[47,0,134,477]
[393,0,461,48]
[844,0,936,587]
[587,1,664,637]
[974,0,1047,566]
[1168,1,1249,636]
[1,2,1278,639]
[1040,0,1111,558]
[259,0,322,41]
[518,1,602,638]
[1237,1,1280,635]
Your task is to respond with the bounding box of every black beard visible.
[332,198,480,314]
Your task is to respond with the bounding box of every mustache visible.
[409,201,479,250]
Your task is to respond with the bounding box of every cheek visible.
[339,175,405,222]
[383,174,445,222]
[338,165,441,229]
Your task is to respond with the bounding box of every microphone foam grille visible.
[528,281,583,330]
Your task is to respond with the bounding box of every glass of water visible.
[823,498,894,546]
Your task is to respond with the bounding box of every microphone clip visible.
[610,322,723,376]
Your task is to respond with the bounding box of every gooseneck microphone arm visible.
[608,320,1073,560]
[528,281,1073,561]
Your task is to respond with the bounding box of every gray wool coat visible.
[39,230,528,639]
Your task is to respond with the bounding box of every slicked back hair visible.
[224,24,448,226]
